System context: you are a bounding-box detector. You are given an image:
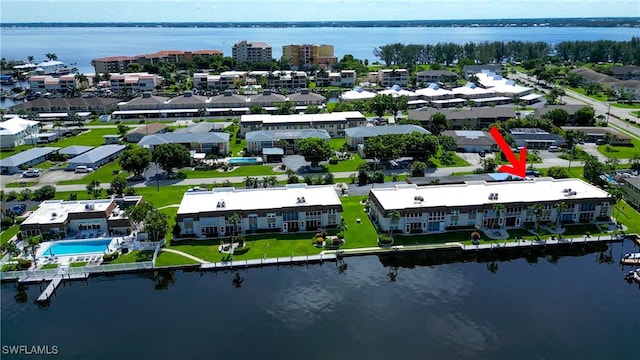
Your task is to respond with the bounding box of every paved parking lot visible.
[0,169,88,188]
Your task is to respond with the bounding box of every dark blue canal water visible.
[2,240,639,360]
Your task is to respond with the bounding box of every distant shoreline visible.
[2,17,639,28]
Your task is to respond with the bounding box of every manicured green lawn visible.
[155,251,199,266]
[41,263,58,269]
[184,165,277,179]
[58,162,128,185]
[339,196,379,249]
[70,262,88,267]
[0,225,20,246]
[108,250,154,264]
[52,128,120,148]
[1,263,20,272]
[597,138,640,159]
[324,153,366,172]
[631,111,640,118]
[616,200,640,234]
[394,231,472,245]
[432,151,471,167]
[4,181,39,188]
[567,87,608,101]
[611,103,640,109]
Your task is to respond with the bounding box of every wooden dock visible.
[200,253,336,270]
[621,253,640,265]
[37,275,62,302]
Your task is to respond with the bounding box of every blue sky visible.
[1,0,638,23]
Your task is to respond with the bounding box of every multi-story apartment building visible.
[92,50,223,73]
[622,177,640,211]
[232,41,273,64]
[28,75,77,93]
[240,111,367,137]
[369,179,612,235]
[19,196,143,239]
[316,70,357,88]
[281,44,338,69]
[108,73,161,92]
[266,71,308,89]
[377,69,409,87]
[175,184,343,238]
[193,71,248,90]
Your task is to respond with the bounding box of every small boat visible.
[623,253,640,259]
[624,269,640,284]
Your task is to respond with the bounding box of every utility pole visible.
[606,103,611,127]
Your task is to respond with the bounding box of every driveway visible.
[579,143,609,162]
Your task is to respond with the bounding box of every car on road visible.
[22,169,41,178]
[74,166,94,173]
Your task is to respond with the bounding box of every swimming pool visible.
[226,157,263,165]
[40,239,113,256]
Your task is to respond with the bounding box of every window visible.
[428,211,445,221]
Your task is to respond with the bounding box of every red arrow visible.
[489,126,527,178]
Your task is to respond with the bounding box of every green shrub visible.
[233,246,250,255]
[378,234,393,245]
[102,252,119,262]
[17,259,32,269]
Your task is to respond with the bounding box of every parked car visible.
[74,166,94,173]
[22,169,41,178]
[478,151,486,157]
[548,146,561,152]
[526,170,542,177]
[11,204,26,215]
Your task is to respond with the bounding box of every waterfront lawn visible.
[393,231,472,245]
[616,200,640,234]
[597,139,640,159]
[41,263,58,269]
[1,263,19,272]
[184,165,277,179]
[339,196,379,249]
[109,250,154,264]
[0,225,20,246]
[58,162,128,185]
[70,262,88,267]
[155,251,199,267]
[431,150,471,167]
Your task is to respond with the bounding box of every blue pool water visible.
[41,239,112,256]
[227,157,261,165]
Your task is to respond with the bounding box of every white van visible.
[75,165,94,173]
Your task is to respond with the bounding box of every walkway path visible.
[158,204,180,210]
[160,248,208,264]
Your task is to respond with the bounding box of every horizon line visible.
[2,16,639,24]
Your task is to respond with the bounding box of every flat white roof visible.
[240,111,364,124]
[177,184,341,215]
[22,199,114,226]
[371,178,610,211]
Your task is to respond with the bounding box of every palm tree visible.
[608,187,623,225]
[1,241,20,258]
[74,72,88,90]
[389,209,401,236]
[52,120,64,137]
[27,55,35,64]
[228,213,241,248]
[554,201,568,228]
[243,176,256,189]
[491,203,506,229]
[23,235,42,265]
[44,53,58,61]
[530,203,545,233]
[266,176,278,188]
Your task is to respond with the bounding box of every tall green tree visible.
[297,138,332,167]
[429,112,449,136]
[86,180,103,199]
[110,175,127,196]
[119,147,152,179]
[152,143,190,176]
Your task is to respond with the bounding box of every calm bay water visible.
[1,26,638,73]
[2,240,639,360]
